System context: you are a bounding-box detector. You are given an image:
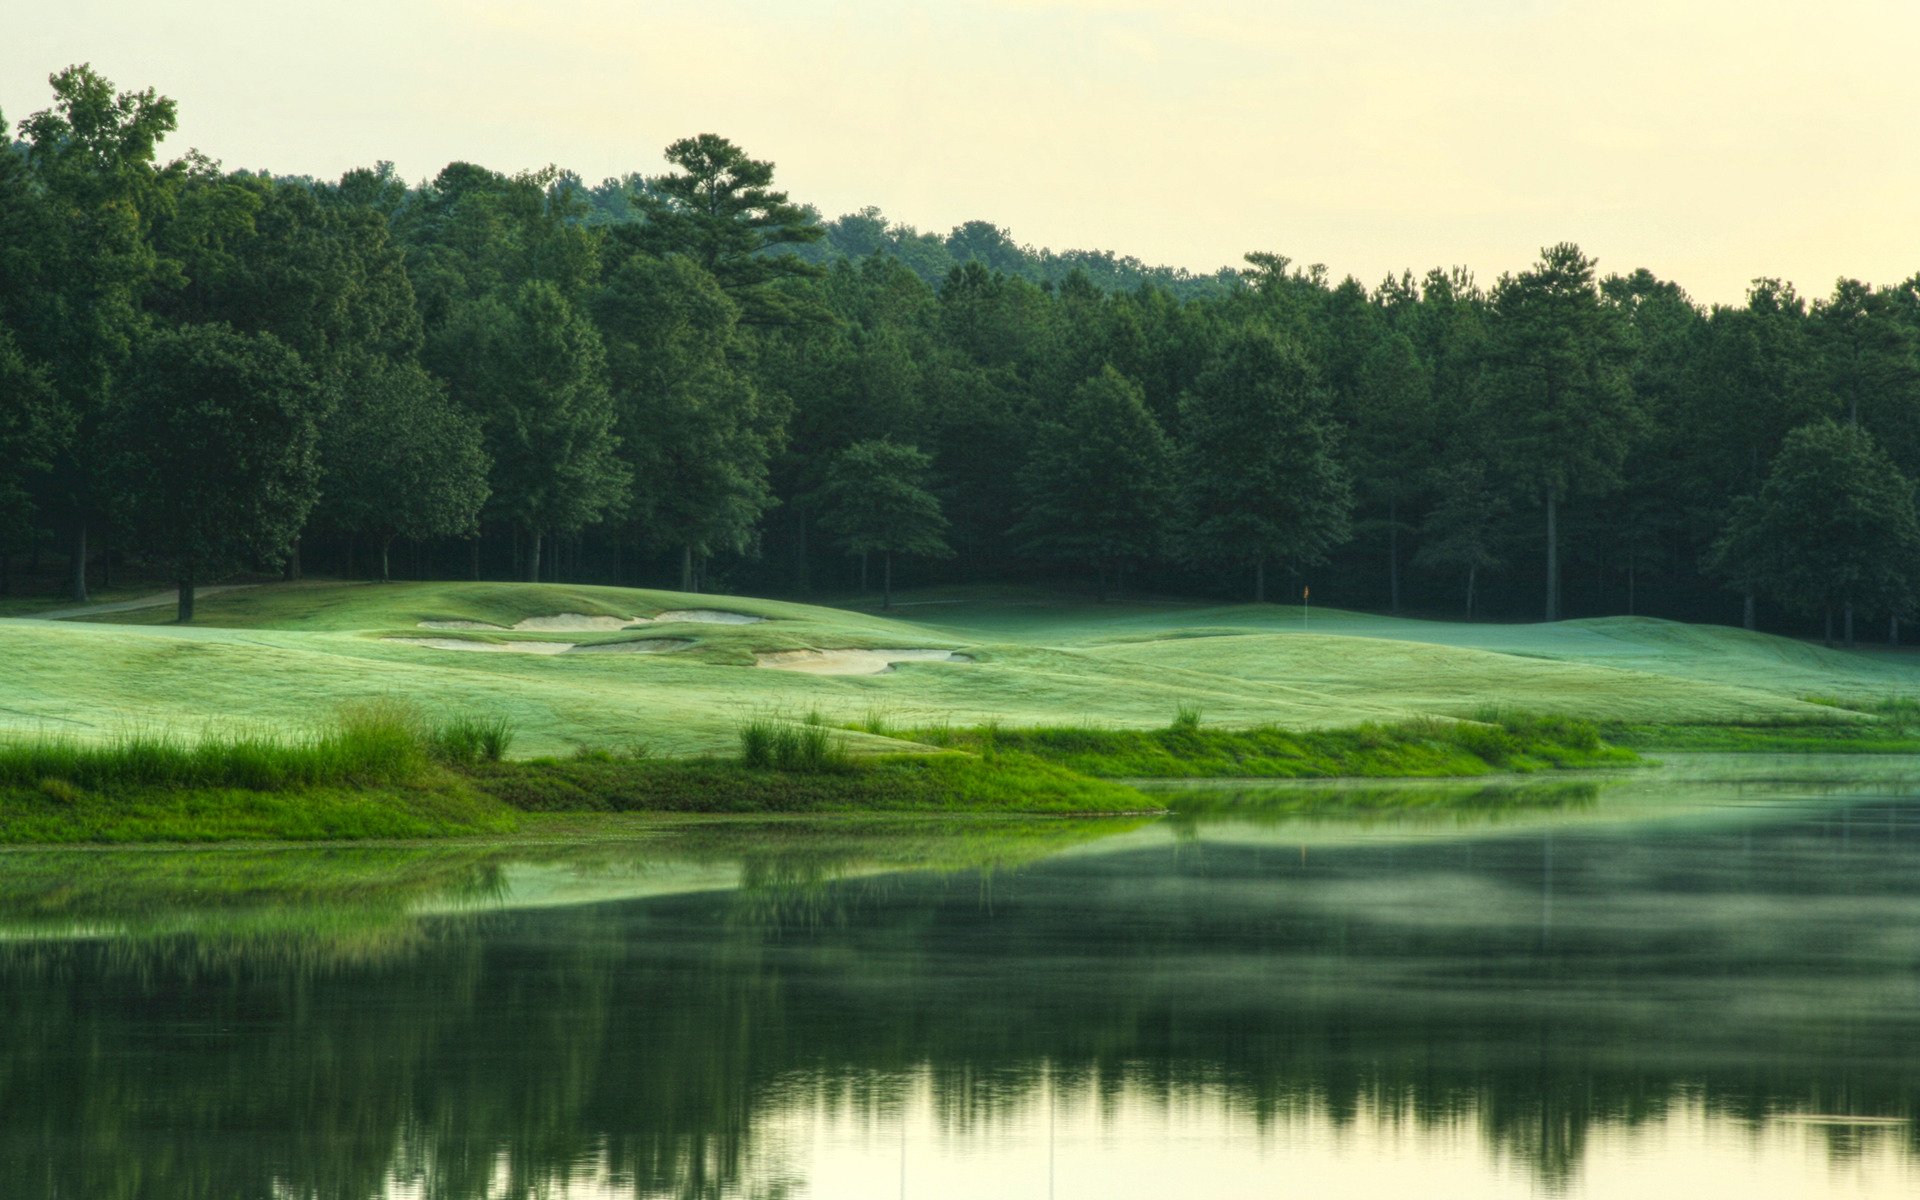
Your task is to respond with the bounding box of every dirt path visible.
[14,584,258,621]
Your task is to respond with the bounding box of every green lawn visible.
[0,579,1909,756]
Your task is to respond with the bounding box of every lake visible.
[3,754,1919,1198]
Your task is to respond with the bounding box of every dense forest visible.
[5,65,1920,640]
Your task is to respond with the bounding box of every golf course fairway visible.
[0,580,1907,755]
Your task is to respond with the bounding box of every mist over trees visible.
[7,64,1920,641]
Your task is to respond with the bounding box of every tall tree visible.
[625,134,824,325]
[596,252,783,590]
[1011,366,1171,599]
[1482,243,1635,621]
[10,65,179,601]
[111,324,320,621]
[315,353,489,581]
[815,440,950,609]
[0,323,60,589]
[1349,328,1434,613]
[1710,420,1920,646]
[1415,459,1509,619]
[1178,329,1353,602]
[431,281,626,581]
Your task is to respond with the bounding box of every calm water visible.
[4,756,1920,1198]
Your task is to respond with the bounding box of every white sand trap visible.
[511,613,638,632]
[385,637,576,655]
[651,608,766,625]
[754,648,972,675]
[565,638,695,655]
[418,619,506,630]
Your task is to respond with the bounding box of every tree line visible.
[5,64,1920,639]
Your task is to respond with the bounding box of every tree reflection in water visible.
[0,788,1917,1198]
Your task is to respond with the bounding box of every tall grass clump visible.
[737,715,853,773]
[426,714,515,766]
[0,701,519,795]
[1171,703,1203,732]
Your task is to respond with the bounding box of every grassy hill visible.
[0,580,1909,757]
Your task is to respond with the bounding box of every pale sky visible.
[6,0,1918,305]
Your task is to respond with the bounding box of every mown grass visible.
[3,580,1890,758]
[911,709,1637,779]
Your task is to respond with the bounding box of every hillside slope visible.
[0,582,1899,755]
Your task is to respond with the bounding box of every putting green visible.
[0,581,1908,755]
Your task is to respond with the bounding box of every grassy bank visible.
[0,701,1650,844]
[910,710,1637,779]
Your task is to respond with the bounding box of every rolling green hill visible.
[0,581,1908,756]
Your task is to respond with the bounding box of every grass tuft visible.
[738,715,853,773]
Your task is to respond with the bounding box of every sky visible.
[5,0,1917,305]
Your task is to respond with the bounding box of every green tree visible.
[10,65,180,601]
[595,252,783,590]
[625,134,824,325]
[1011,366,1171,599]
[815,440,950,608]
[1350,328,1434,613]
[111,324,320,621]
[1482,243,1635,621]
[1177,329,1353,602]
[1709,420,1920,646]
[1415,460,1509,618]
[431,281,626,581]
[315,353,489,581]
[0,322,60,590]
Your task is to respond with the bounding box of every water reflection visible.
[2,765,1919,1198]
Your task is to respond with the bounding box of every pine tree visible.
[1011,366,1171,599]
[1177,329,1352,601]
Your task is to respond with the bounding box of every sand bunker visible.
[754,648,972,676]
[385,635,693,657]
[385,637,576,655]
[565,638,694,655]
[418,609,762,633]
[650,609,766,625]
[510,613,637,632]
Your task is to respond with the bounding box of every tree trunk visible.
[526,529,542,583]
[1844,598,1855,648]
[284,538,302,582]
[67,522,87,604]
[883,551,894,610]
[794,502,810,594]
[1466,566,1477,619]
[1387,498,1401,615]
[1255,560,1266,604]
[859,551,869,594]
[1743,591,1755,631]
[176,570,195,623]
[680,544,695,593]
[1543,489,1560,622]
[1824,606,1834,647]
[0,553,9,596]
[469,536,481,582]
[381,537,393,584]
